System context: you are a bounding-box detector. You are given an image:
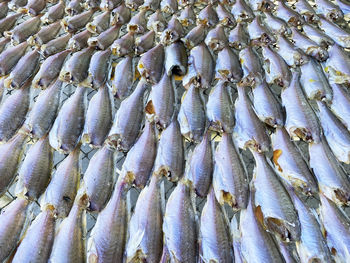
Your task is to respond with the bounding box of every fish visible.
[239,46,264,85]
[111,31,135,56]
[85,0,101,8]
[275,1,304,26]
[100,0,122,11]
[301,23,335,48]
[275,239,299,263]
[247,15,276,44]
[251,150,301,242]
[160,0,178,14]
[206,81,234,133]
[42,146,81,218]
[0,131,27,197]
[228,22,249,50]
[0,37,10,54]
[107,79,149,152]
[5,15,42,45]
[31,21,62,46]
[183,43,214,89]
[309,138,350,205]
[294,0,319,23]
[205,24,229,52]
[234,84,270,152]
[271,127,318,196]
[213,132,248,210]
[126,175,163,262]
[251,77,284,127]
[216,3,236,27]
[111,3,131,25]
[15,135,53,200]
[65,0,84,15]
[261,45,291,87]
[160,15,184,45]
[0,41,28,76]
[88,24,121,50]
[185,131,213,198]
[12,206,56,263]
[162,180,198,263]
[336,0,350,18]
[87,176,131,263]
[324,44,350,84]
[22,0,46,16]
[49,193,89,263]
[41,0,65,23]
[49,86,86,153]
[147,9,166,32]
[0,197,30,262]
[68,29,92,50]
[153,118,184,182]
[62,9,95,33]
[315,0,344,21]
[230,0,255,22]
[178,5,196,27]
[42,33,71,57]
[0,13,21,35]
[318,17,350,48]
[0,85,30,142]
[200,188,233,263]
[135,30,155,55]
[197,4,219,27]
[0,2,8,19]
[4,49,40,89]
[112,56,134,99]
[141,0,160,11]
[87,48,111,87]
[60,47,95,84]
[275,34,308,67]
[230,215,244,263]
[26,79,62,139]
[121,121,157,188]
[178,84,205,142]
[318,193,350,261]
[239,196,284,262]
[83,85,113,147]
[125,0,143,10]
[181,24,206,50]
[248,0,275,11]
[263,12,291,35]
[215,46,242,82]
[281,71,320,143]
[86,11,110,34]
[329,82,350,130]
[127,9,147,34]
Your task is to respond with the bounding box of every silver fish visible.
[126,175,163,262]
[5,15,41,45]
[230,215,244,263]
[65,0,83,15]
[160,15,184,45]
[309,138,350,205]
[213,133,248,210]
[0,86,30,142]
[107,79,149,152]
[324,44,350,84]
[147,9,166,32]
[31,20,62,46]
[15,135,53,200]
[294,0,319,23]
[197,4,219,27]
[251,77,284,127]
[0,13,21,35]
[216,3,236,27]
[111,31,135,56]
[0,37,10,54]
[160,0,177,14]
[228,22,249,50]
[281,71,320,143]
[42,146,80,218]
[49,193,89,263]
[248,0,274,11]
[127,9,147,34]
[42,33,71,57]
[0,197,30,262]
[86,11,110,34]
[85,0,101,8]
[205,24,228,52]
[140,0,160,11]
[83,85,113,147]
[263,12,291,35]
[275,34,308,67]
[247,15,276,44]
[164,41,187,77]
[301,23,335,48]
[0,2,8,19]
[275,1,304,26]
[112,56,134,99]
[181,24,206,50]
[62,9,95,33]
[42,0,65,23]
[135,30,155,55]
[319,16,350,49]
[26,79,62,139]
[111,3,131,25]
[234,84,270,152]
[154,119,184,182]
[88,24,121,50]
[231,0,254,22]
[100,0,122,11]
[23,0,46,16]
[251,150,301,242]
[215,46,242,82]
[0,41,28,76]
[125,0,143,10]
[271,127,317,196]
[315,0,344,21]
[178,5,196,27]
[200,188,233,262]
[336,0,350,18]
[329,82,350,130]
[87,48,111,87]
[49,86,86,153]
[163,180,197,262]
[68,29,93,51]
[239,46,263,85]
[276,238,299,263]
[121,121,157,188]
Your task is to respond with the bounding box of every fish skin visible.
[100,0,122,11]
[6,15,41,45]
[275,1,304,26]
[107,78,149,152]
[42,0,65,23]
[0,37,10,54]
[49,86,86,154]
[216,3,236,27]
[154,119,184,182]
[138,43,164,84]
[32,21,62,46]
[42,33,71,57]
[315,0,344,21]
[83,85,113,147]
[161,16,185,46]
[147,9,166,33]
[126,175,163,262]
[0,86,30,142]
[85,0,101,8]
[294,0,319,23]
[181,24,206,50]
[271,127,317,196]
[87,178,131,263]
[228,22,249,50]
[68,29,92,51]
[160,0,178,14]
[324,44,350,84]
[0,197,30,262]
[0,2,8,19]
[65,0,84,16]
[239,46,264,85]
[205,24,228,52]
[135,30,155,55]
[183,43,214,89]
[215,46,243,82]
[234,84,270,152]
[140,0,160,11]
[230,215,244,263]
[82,145,115,212]
[263,12,291,35]
[0,41,28,76]
[111,31,134,56]
[197,4,219,27]
[88,24,120,50]
[281,71,320,143]
[275,34,308,67]
[251,78,284,127]
[111,3,131,25]
[24,0,46,16]
[178,5,196,27]
[213,133,248,210]
[163,181,198,263]
[62,9,95,33]
[16,135,53,200]
[147,73,175,129]
[336,0,350,17]
[86,11,110,34]
[112,56,134,99]
[248,0,275,11]
[12,207,56,263]
[122,121,157,188]
[60,47,95,84]
[0,131,27,197]
[251,150,301,242]
[125,0,143,10]
[240,196,284,263]
[200,188,233,263]
[0,13,21,35]
[4,49,40,89]
[329,82,350,130]
[247,15,276,44]
[26,79,62,139]
[276,239,299,263]
[319,193,350,261]
[87,48,111,87]
[42,146,80,218]
[178,84,205,143]
[206,81,234,133]
[164,41,187,76]
[301,23,334,48]
[231,0,255,22]
[49,193,89,263]
[317,101,350,164]
[127,9,147,34]
[309,138,350,206]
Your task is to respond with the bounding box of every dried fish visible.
[228,22,249,50]
[100,0,122,11]
[0,41,28,76]
[5,15,41,44]
[275,34,309,67]
[111,31,134,56]
[248,0,274,11]
[0,13,21,35]
[231,0,255,22]
[294,0,319,23]
[87,48,111,87]
[247,15,276,44]
[65,0,84,16]
[88,24,120,50]
[324,44,350,84]
[42,33,71,57]
[23,0,46,16]
[138,44,164,84]
[112,56,134,99]
[0,37,10,53]
[275,1,304,26]
[329,82,350,130]
[181,24,206,50]
[69,29,93,51]
[179,5,196,27]
[216,3,236,27]
[86,11,110,34]
[160,0,177,14]
[231,215,244,263]
[127,9,147,33]
[125,0,143,10]
[135,30,155,55]
[197,4,219,26]
[0,2,8,19]
[315,0,344,21]
[239,46,264,84]
[215,46,242,82]
[111,3,131,25]
[31,21,62,46]
[318,16,350,48]
[62,9,95,33]
[147,9,166,32]
[205,24,228,52]
[42,0,65,23]
[160,15,184,45]
[336,0,350,18]
[141,0,160,10]
[164,41,187,76]
[264,12,291,36]
[301,23,334,48]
